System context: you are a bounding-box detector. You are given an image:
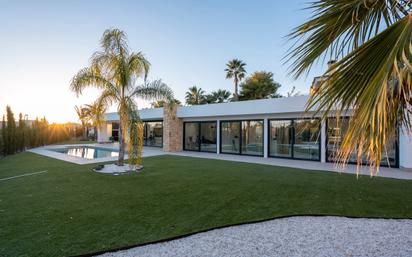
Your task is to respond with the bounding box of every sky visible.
[0,0,326,123]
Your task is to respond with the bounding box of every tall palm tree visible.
[70,29,173,167]
[225,59,246,101]
[286,1,412,173]
[74,105,89,139]
[83,101,107,140]
[185,86,206,105]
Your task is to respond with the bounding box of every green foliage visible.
[205,89,232,103]
[1,153,412,256]
[151,98,181,108]
[185,86,206,105]
[225,59,247,101]
[5,106,16,155]
[74,105,89,139]
[70,28,173,166]
[239,71,282,100]
[286,0,412,172]
[0,106,73,156]
[1,115,5,156]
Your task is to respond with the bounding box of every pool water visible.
[51,147,119,160]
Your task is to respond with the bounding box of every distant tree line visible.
[183,59,300,106]
[0,106,81,156]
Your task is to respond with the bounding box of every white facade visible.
[98,96,412,170]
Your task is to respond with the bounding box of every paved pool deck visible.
[30,143,412,180]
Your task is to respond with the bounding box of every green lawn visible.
[1,152,411,257]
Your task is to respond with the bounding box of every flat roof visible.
[105,95,316,121]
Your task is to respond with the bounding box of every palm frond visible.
[131,79,174,101]
[285,0,408,78]
[70,67,117,96]
[128,52,150,81]
[307,13,412,173]
[101,28,129,56]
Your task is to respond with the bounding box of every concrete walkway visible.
[30,144,412,180]
[169,151,412,180]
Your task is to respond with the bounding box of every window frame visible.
[219,119,264,157]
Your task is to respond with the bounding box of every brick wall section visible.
[163,103,183,152]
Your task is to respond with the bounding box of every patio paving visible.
[29,143,412,180]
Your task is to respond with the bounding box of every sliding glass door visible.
[269,120,293,157]
[326,117,398,167]
[220,120,263,156]
[184,122,200,151]
[269,119,320,161]
[220,121,240,154]
[200,122,217,152]
[293,119,320,160]
[184,121,217,152]
[145,121,163,147]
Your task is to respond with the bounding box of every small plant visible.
[94,164,104,171]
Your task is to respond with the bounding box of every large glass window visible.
[293,119,320,160]
[220,120,263,156]
[327,117,397,167]
[200,122,217,152]
[184,122,200,151]
[269,119,320,160]
[221,121,241,154]
[145,121,163,147]
[184,121,217,152]
[111,123,119,142]
[269,120,293,157]
[241,121,264,156]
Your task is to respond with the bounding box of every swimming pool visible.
[50,146,119,160]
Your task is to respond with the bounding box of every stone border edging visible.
[68,214,412,257]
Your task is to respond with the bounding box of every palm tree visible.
[151,98,181,108]
[225,59,246,101]
[185,86,206,105]
[83,101,107,140]
[205,89,232,103]
[286,1,412,173]
[74,105,89,139]
[70,29,173,167]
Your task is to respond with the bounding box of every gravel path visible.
[97,216,412,257]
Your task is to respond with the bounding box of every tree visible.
[83,101,107,140]
[239,71,282,100]
[70,29,173,167]
[205,89,232,103]
[225,59,246,101]
[5,106,16,155]
[185,86,206,105]
[17,113,25,152]
[74,105,89,139]
[1,115,5,156]
[286,0,412,173]
[151,98,181,108]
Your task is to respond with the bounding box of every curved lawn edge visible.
[70,213,412,257]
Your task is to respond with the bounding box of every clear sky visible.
[0,0,326,123]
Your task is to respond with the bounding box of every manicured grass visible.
[1,152,411,257]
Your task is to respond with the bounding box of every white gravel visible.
[97,216,412,257]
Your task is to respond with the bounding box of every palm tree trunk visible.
[234,77,239,101]
[118,116,125,166]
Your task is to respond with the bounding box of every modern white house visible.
[97,95,412,170]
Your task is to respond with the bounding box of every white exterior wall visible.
[400,126,412,169]
[97,123,112,143]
